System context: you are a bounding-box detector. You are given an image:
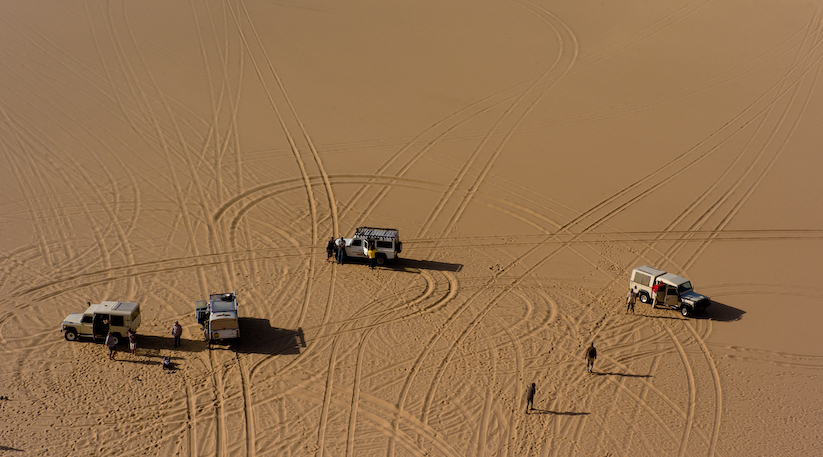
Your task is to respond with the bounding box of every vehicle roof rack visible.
[353,227,399,240]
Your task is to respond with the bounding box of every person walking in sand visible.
[172,321,183,348]
[326,237,335,262]
[626,287,637,314]
[585,342,597,373]
[128,329,137,356]
[526,382,536,413]
[104,332,117,360]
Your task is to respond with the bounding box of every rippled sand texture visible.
[1,0,822,456]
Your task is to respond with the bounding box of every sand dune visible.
[1,0,822,455]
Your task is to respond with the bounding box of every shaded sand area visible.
[1,0,822,455]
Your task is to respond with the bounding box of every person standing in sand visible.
[128,329,137,356]
[526,382,536,413]
[585,342,597,373]
[326,237,335,262]
[366,241,377,270]
[626,288,637,314]
[336,238,346,264]
[172,321,183,348]
[104,332,117,360]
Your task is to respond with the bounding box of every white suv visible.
[341,227,402,265]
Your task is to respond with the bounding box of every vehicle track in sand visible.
[396,24,823,446]
[253,267,459,456]
[609,14,823,454]
[522,27,823,444]
[6,2,820,456]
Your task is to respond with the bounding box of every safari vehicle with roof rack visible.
[341,227,402,265]
[196,292,240,343]
[61,300,141,345]
[629,265,711,317]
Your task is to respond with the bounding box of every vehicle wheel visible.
[64,329,78,341]
[111,334,120,346]
[375,255,386,266]
[639,292,651,304]
[680,306,690,317]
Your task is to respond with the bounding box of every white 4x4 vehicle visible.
[341,227,402,265]
[629,266,710,317]
[61,301,141,345]
[196,292,240,343]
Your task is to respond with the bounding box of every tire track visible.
[102,0,210,294]
[314,271,443,457]
[419,0,578,238]
[664,326,696,457]
[439,0,579,236]
[389,20,823,438]
[237,354,256,457]
[185,380,198,457]
[656,7,823,272]
[346,328,374,457]
[683,322,722,457]
[235,0,339,239]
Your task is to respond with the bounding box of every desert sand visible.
[1,0,822,455]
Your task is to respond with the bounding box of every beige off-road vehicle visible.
[61,301,141,345]
[629,265,710,317]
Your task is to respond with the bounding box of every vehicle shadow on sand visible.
[637,300,744,322]
[229,318,306,356]
[693,300,745,322]
[126,320,306,356]
[381,258,463,273]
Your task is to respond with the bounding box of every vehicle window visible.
[351,240,362,246]
[211,301,235,312]
[633,272,650,287]
[678,282,693,294]
[111,316,124,327]
[82,315,93,324]
[376,241,392,249]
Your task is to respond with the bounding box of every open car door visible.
[664,285,680,309]
[93,313,110,338]
[195,300,208,325]
[652,281,666,305]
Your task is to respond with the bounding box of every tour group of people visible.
[326,237,378,269]
[103,320,183,365]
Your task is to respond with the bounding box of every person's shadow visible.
[530,409,589,416]
[594,371,651,378]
